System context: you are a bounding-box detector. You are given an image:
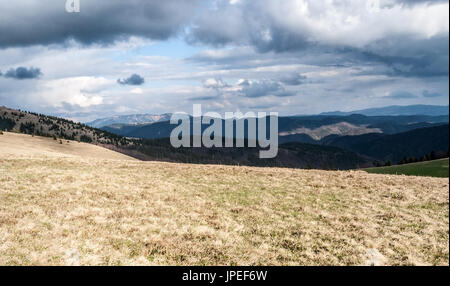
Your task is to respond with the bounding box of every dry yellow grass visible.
[0,132,135,161]
[0,132,448,265]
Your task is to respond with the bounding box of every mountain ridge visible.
[85,104,449,129]
[320,104,449,116]
[101,113,449,140]
[86,113,172,128]
[0,105,375,170]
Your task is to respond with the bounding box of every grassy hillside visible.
[0,106,130,146]
[0,132,135,161]
[364,158,449,178]
[0,133,448,265]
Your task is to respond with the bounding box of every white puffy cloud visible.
[130,88,144,95]
[36,77,112,108]
[203,78,229,89]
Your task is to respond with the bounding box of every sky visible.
[0,0,448,122]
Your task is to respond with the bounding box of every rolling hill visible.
[0,106,376,170]
[119,137,374,170]
[91,105,449,133]
[0,106,130,146]
[0,131,448,265]
[1,106,447,170]
[364,158,449,178]
[101,113,449,141]
[323,124,449,163]
[98,112,448,167]
[0,131,135,161]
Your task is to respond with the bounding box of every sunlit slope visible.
[0,132,448,266]
[0,132,135,160]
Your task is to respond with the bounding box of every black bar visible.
[1,266,448,285]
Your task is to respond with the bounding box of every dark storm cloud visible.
[361,35,449,78]
[117,74,145,86]
[2,0,447,82]
[0,0,200,48]
[2,67,42,80]
[188,0,448,79]
[186,1,313,53]
[239,80,295,98]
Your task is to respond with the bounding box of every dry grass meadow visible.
[0,132,448,265]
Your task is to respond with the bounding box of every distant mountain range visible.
[101,114,449,140]
[87,105,449,129]
[0,106,374,170]
[93,105,449,142]
[2,105,448,169]
[320,104,449,116]
[86,113,172,128]
[99,112,449,166]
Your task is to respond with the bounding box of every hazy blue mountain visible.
[102,114,449,140]
[86,113,172,128]
[92,105,449,131]
[321,105,449,116]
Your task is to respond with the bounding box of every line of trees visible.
[397,150,449,165]
[376,150,449,167]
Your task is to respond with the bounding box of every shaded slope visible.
[324,125,449,162]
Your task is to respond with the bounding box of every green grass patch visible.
[364,158,449,178]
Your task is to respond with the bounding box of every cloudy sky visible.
[0,0,448,122]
